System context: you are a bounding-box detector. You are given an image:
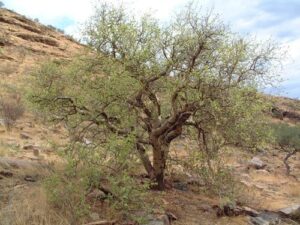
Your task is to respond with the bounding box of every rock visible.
[24,175,37,182]
[214,204,259,218]
[83,137,93,145]
[87,189,106,200]
[147,214,170,225]
[279,204,300,221]
[20,133,31,139]
[250,216,270,225]
[0,170,13,177]
[0,175,3,179]
[242,206,259,217]
[248,157,266,170]
[89,212,100,221]
[198,203,213,213]
[0,157,44,170]
[173,181,188,191]
[250,212,281,225]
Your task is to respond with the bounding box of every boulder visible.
[250,216,270,225]
[0,157,43,170]
[250,212,281,225]
[248,157,266,169]
[279,204,300,221]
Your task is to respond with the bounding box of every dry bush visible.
[0,96,25,130]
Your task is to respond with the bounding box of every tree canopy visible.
[28,2,281,190]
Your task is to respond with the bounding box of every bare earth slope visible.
[0,8,300,225]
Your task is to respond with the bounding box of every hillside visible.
[0,8,300,225]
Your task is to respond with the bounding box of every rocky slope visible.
[0,8,300,225]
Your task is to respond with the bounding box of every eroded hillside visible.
[0,7,300,225]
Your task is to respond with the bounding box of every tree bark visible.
[136,143,155,179]
[152,141,169,190]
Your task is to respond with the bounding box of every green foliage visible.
[28,1,282,189]
[43,134,150,223]
[186,149,240,201]
[44,174,90,221]
[107,172,150,221]
[272,123,300,149]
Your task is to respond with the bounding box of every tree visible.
[28,2,280,190]
[273,124,300,175]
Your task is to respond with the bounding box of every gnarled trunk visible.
[152,141,169,190]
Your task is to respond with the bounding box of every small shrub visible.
[273,123,300,148]
[272,123,300,174]
[43,173,90,224]
[107,172,150,221]
[43,143,150,224]
[0,97,25,130]
[183,148,241,207]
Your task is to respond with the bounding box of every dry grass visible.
[0,186,70,225]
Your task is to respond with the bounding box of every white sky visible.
[2,0,300,99]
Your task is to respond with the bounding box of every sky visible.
[2,0,300,99]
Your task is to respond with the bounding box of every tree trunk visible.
[136,143,155,179]
[153,142,169,190]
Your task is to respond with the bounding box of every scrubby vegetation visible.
[1,1,298,224]
[273,123,300,175]
[24,2,286,222]
[0,96,24,130]
[28,2,279,192]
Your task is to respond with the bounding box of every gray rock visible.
[248,157,266,169]
[173,181,188,191]
[0,157,44,170]
[250,216,270,225]
[279,204,300,221]
[250,212,281,225]
[279,204,300,215]
[147,215,170,225]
